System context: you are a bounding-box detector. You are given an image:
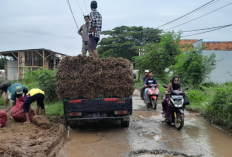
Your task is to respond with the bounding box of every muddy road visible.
[64,90,232,157]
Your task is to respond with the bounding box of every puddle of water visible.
[187,116,232,157]
[65,121,130,157]
[133,111,160,120]
[142,134,168,141]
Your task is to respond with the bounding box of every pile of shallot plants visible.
[56,55,135,100]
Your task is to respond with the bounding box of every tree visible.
[133,31,182,80]
[171,47,216,86]
[97,26,161,61]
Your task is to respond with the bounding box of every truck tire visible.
[69,122,78,129]
[121,119,129,127]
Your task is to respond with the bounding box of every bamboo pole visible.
[43,50,45,68]
[17,51,19,82]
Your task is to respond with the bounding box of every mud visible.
[64,89,232,157]
[0,108,66,157]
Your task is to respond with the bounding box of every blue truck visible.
[63,97,132,127]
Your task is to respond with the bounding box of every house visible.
[0,48,66,80]
[180,40,232,83]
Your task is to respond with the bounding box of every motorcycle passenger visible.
[163,76,183,112]
[144,71,158,102]
[140,70,149,100]
[162,78,172,113]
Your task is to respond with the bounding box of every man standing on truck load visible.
[78,15,92,56]
[87,1,102,58]
[140,70,149,100]
[0,81,11,107]
[144,71,158,102]
[23,88,45,124]
[7,84,28,107]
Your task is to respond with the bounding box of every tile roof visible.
[180,40,232,50]
[204,42,232,50]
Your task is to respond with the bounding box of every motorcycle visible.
[162,85,189,130]
[143,84,160,110]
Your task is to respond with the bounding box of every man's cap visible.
[145,70,149,73]
[15,86,23,94]
[91,1,97,9]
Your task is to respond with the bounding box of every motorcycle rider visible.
[144,71,158,102]
[140,70,149,100]
[163,76,184,113]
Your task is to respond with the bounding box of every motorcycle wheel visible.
[151,99,157,110]
[175,113,184,130]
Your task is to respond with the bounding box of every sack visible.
[183,95,190,105]
[11,97,35,122]
[0,110,7,128]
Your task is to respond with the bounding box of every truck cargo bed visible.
[63,97,132,124]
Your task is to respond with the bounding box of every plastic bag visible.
[11,97,35,122]
[0,110,7,128]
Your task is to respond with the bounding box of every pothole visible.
[128,149,203,157]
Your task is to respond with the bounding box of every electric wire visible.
[170,0,223,25]
[182,24,232,32]
[181,24,232,37]
[65,0,79,30]
[75,0,84,16]
[157,0,216,28]
[84,0,89,13]
[166,2,232,31]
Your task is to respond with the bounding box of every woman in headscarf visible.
[162,76,183,113]
[166,76,182,92]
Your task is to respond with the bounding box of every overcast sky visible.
[0,0,231,56]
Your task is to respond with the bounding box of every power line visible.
[84,0,89,13]
[166,2,232,31]
[182,24,232,32]
[75,0,84,15]
[65,0,79,30]
[181,24,232,37]
[157,0,216,28]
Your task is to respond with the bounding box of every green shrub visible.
[201,81,218,88]
[187,89,206,104]
[204,86,232,129]
[45,101,63,116]
[24,68,58,102]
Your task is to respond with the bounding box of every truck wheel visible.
[121,119,129,127]
[69,122,77,129]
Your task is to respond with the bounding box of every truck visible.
[63,97,132,127]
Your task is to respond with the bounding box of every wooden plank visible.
[45,52,53,60]
[19,66,42,67]
[35,50,43,58]
[43,50,45,68]
[11,52,18,59]
[17,51,19,82]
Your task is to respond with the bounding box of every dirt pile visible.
[0,119,66,157]
[32,115,51,129]
[0,110,7,128]
[56,55,135,100]
[11,97,35,122]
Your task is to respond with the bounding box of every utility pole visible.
[138,27,143,82]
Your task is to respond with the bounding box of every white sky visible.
[0,0,231,56]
